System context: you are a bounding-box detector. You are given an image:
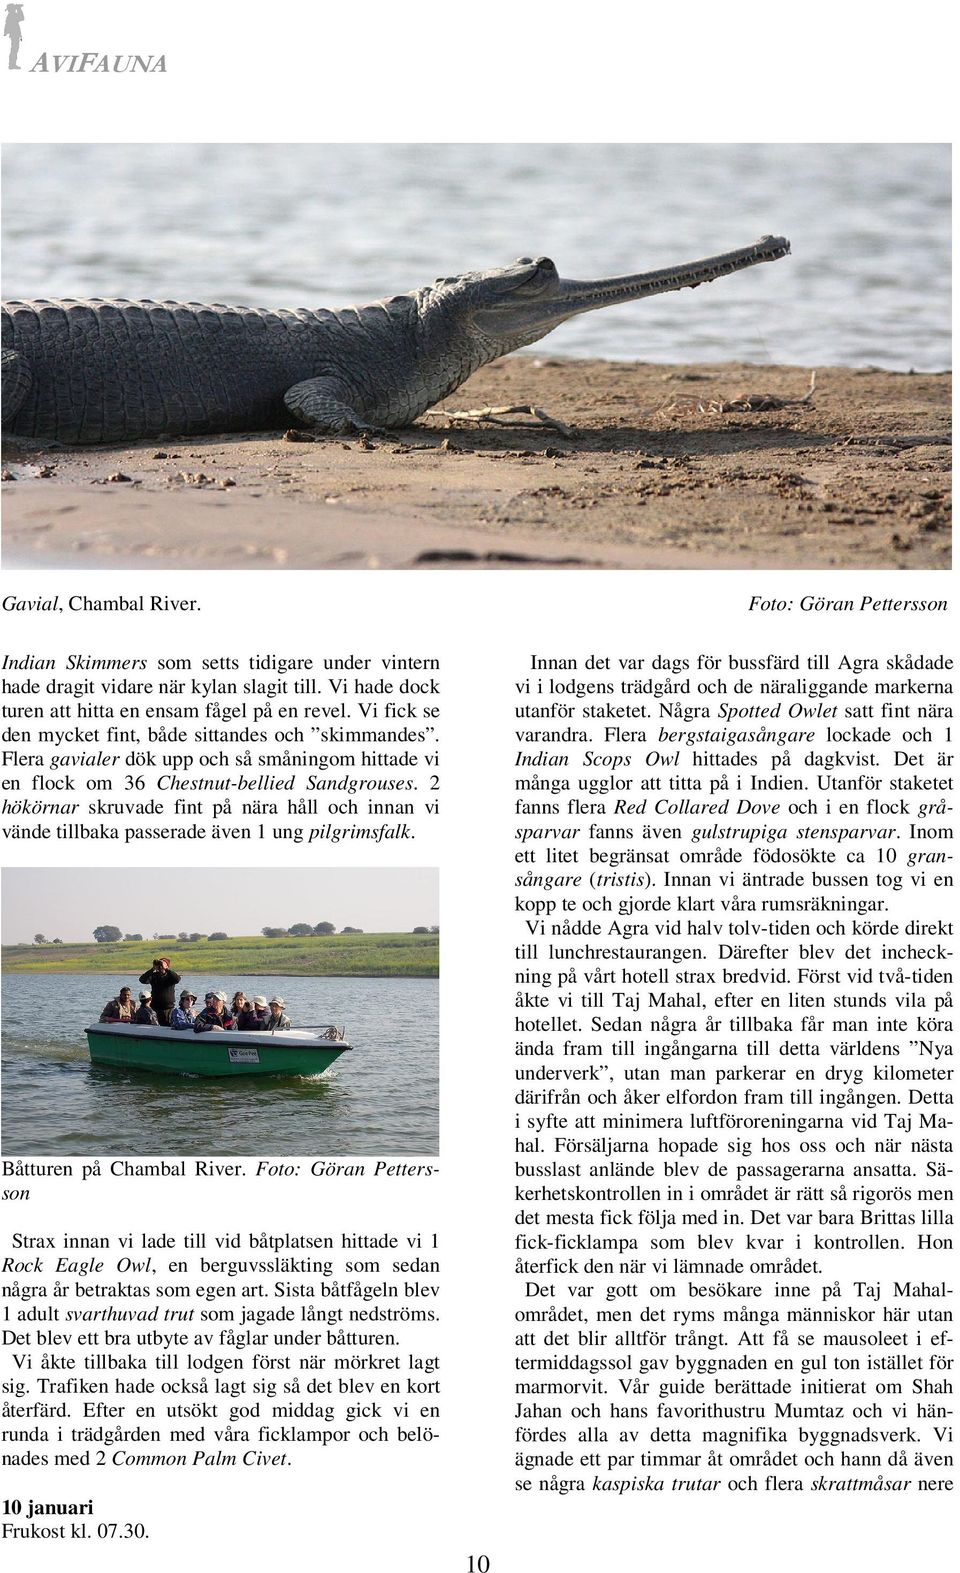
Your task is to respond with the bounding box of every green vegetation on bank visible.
[1,932,439,979]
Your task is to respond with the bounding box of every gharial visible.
[1,237,790,444]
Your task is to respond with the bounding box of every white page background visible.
[1,2,955,1568]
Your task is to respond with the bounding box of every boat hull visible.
[85,1023,351,1078]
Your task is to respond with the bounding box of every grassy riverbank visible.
[1,932,438,978]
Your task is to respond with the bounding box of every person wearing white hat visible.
[237,995,271,1032]
[134,992,159,1026]
[266,996,291,1031]
[193,990,237,1033]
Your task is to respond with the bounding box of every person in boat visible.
[170,990,198,1030]
[265,995,292,1031]
[134,992,159,1026]
[138,956,182,1026]
[231,990,248,1023]
[193,990,236,1032]
[100,986,136,1024]
[237,995,271,1032]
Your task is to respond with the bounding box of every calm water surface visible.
[1,973,438,1157]
[1,144,950,371]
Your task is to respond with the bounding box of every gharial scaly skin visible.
[1,238,790,444]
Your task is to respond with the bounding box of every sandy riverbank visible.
[2,359,950,570]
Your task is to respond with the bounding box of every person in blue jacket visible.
[170,991,198,1030]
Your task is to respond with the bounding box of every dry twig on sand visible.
[655,371,817,420]
[438,403,575,440]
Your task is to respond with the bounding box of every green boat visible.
[85,1022,351,1078]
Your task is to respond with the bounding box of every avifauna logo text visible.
[5,7,166,73]
[30,52,167,72]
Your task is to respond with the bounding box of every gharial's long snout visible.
[553,235,791,318]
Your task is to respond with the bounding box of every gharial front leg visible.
[283,376,385,436]
[1,347,33,433]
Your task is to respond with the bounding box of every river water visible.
[0,973,438,1157]
[1,143,950,371]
